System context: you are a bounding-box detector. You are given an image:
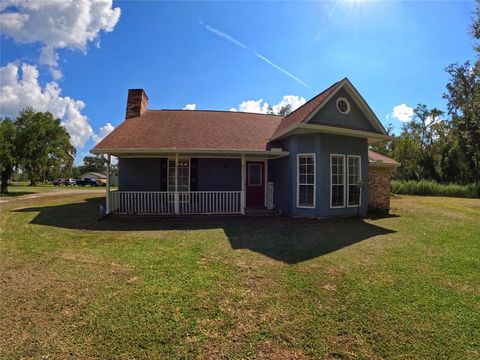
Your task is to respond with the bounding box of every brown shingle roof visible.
[272,81,340,137]
[368,150,399,167]
[93,110,284,152]
[93,79,388,154]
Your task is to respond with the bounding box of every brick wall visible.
[125,89,148,119]
[368,166,393,211]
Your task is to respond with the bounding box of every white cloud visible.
[230,95,306,115]
[183,103,196,110]
[391,104,414,122]
[39,46,58,67]
[39,46,62,79]
[271,95,306,114]
[199,20,309,88]
[0,0,121,76]
[238,99,271,113]
[92,122,115,144]
[0,62,95,147]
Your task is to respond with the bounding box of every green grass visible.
[1,193,479,359]
[391,179,479,198]
[0,182,107,198]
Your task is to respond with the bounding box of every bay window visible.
[330,154,345,208]
[297,154,315,208]
[347,156,361,207]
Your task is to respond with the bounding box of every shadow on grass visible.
[13,196,397,264]
[1,191,35,198]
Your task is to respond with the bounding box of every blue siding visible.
[309,88,376,132]
[269,156,291,214]
[118,158,163,191]
[118,138,369,218]
[196,158,241,191]
[269,133,368,217]
[119,157,241,192]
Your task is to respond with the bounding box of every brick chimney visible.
[125,89,148,119]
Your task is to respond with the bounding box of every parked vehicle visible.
[53,178,67,186]
[96,178,107,186]
[76,178,99,187]
[65,178,77,186]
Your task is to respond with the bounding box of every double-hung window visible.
[168,158,190,203]
[168,159,190,192]
[297,154,315,208]
[330,154,345,208]
[347,156,361,207]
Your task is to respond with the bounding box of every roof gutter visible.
[91,147,290,158]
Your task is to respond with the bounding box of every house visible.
[79,172,106,181]
[79,171,118,186]
[92,78,398,216]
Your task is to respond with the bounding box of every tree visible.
[276,104,292,116]
[80,155,106,173]
[266,104,292,116]
[390,124,423,180]
[370,123,394,156]
[15,108,75,186]
[443,1,480,183]
[410,104,445,180]
[444,62,480,183]
[0,118,17,194]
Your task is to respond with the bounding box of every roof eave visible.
[270,123,394,144]
[369,160,400,168]
[91,147,290,159]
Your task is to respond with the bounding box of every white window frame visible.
[167,157,191,192]
[347,155,362,208]
[330,154,346,209]
[336,97,351,114]
[296,153,316,209]
[247,163,263,186]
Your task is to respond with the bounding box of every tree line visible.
[372,3,479,185]
[0,108,113,194]
[0,108,75,194]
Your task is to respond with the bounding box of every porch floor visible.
[244,207,278,217]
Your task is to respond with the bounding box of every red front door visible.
[246,161,264,207]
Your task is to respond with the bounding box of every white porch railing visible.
[109,191,243,215]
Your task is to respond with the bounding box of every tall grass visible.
[390,180,479,198]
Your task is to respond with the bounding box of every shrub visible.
[390,180,479,198]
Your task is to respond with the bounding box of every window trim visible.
[247,163,263,186]
[347,155,362,208]
[336,97,351,114]
[296,153,316,209]
[167,157,191,192]
[330,154,346,209]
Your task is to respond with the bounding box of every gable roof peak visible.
[271,80,342,137]
[272,77,388,138]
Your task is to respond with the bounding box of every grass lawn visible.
[0,182,107,198]
[0,194,479,359]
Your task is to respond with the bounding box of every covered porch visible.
[101,149,288,215]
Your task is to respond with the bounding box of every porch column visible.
[174,153,179,214]
[105,154,111,214]
[241,154,246,214]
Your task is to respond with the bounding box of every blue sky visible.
[0,0,477,163]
